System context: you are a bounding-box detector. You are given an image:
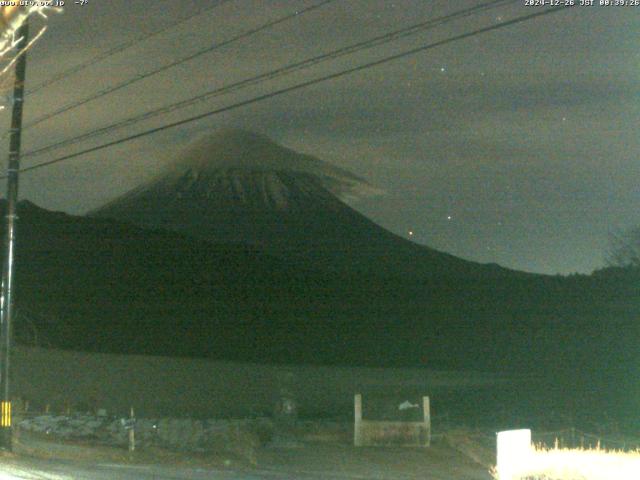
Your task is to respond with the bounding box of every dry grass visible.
[206,423,262,466]
[491,445,640,480]
[14,428,262,469]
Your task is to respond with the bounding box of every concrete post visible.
[128,407,135,455]
[354,393,362,446]
[422,396,431,446]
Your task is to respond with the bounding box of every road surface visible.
[4,434,493,479]
[0,454,492,479]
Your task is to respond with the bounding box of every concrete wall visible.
[11,346,502,418]
[18,413,271,455]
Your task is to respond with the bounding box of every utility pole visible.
[0,18,29,452]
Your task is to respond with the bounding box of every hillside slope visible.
[3,200,636,379]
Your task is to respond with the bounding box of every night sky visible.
[1,0,638,275]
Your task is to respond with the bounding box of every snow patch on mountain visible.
[163,129,382,203]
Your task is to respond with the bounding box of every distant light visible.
[439,66,446,73]
[408,230,414,236]
[447,215,452,221]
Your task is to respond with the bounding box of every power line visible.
[11,6,571,177]
[23,0,515,159]
[26,0,234,96]
[21,0,336,132]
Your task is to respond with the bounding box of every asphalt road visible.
[0,459,278,480]
[0,455,492,480]
[6,433,492,479]
[0,459,315,480]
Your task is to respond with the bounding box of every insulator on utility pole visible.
[0,18,29,452]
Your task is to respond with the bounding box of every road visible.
[0,455,492,480]
[0,458,319,480]
[5,434,493,479]
[0,459,458,480]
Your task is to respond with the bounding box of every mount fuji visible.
[91,129,508,277]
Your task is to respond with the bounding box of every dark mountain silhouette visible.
[91,129,514,278]
[0,199,634,374]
